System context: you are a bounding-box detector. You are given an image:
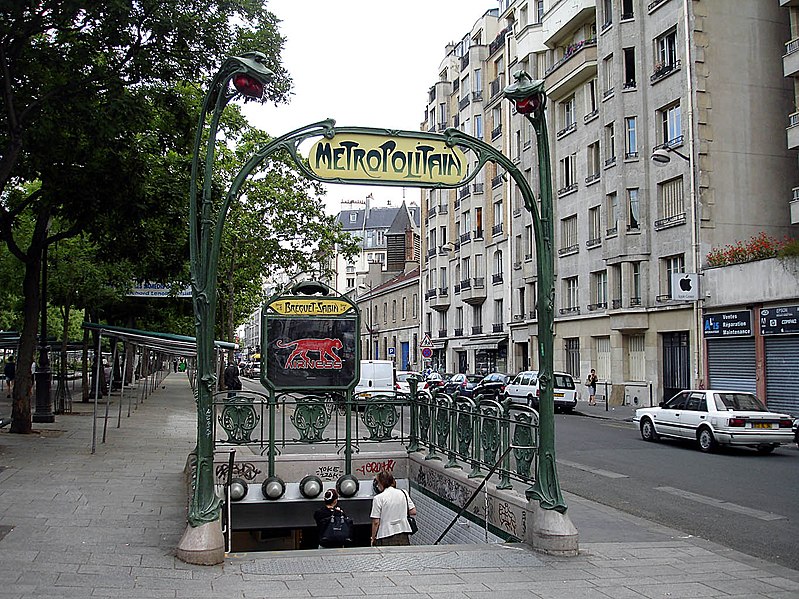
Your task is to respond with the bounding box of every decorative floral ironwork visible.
[218,397,259,444]
[291,396,331,443]
[512,412,537,478]
[362,397,399,441]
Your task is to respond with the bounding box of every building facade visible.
[421,0,798,403]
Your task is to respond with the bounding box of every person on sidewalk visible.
[223,361,242,398]
[314,489,352,549]
[370,470,416,547]
[586,368,598,406]
[4,356,15,398]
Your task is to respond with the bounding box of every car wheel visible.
[756,444,776,455]
[697,427,717,453]
[640,418,658,442]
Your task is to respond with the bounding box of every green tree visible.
[0,1,290,433]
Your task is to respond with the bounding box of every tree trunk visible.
[81,308,90,402]
[10,254,41,434]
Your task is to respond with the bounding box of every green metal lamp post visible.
[502,71,566,512]
[178,52,273,565]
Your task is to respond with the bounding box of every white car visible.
[634,390,794,454]
[395,371,430,397]
[504,370,578,412]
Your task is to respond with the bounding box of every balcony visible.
[428,86,436,103]
[489,76,504,101]
[488,28,507,56]
[473,228,483,240]
[584,108,599,123]
[630,297,642,307]
[585,172,600,185]
[558,244,579,257]
[492,273,503,284]
[586,237,602,249]
[559,306,580,316]
[513,261,522,270]
[650,59,681,84]
[792,187,799,225]
[458,186,471,200]
[439,203,449,215]
[602,87,614,100]
[462,277,487,305]
[557,183,578,197]
[458,95,471,111]
[437,122,447,132]
[428,205,437,218]
[454,198,461,210]
[430,287,451,311]
[556,122,577,139]
[789,112,799,150]
[454,283,461,294]
[624,151,639,160]
[528,310,538,321]
[426,247,436,257]
[472,182,484,195]
[606,226,618,237]
[648,0,670,12]
[654,212,686,230]
[604,155,616,168]
[460,278,471,290]
[587,302,607,312]
[544,38,597,100]
[454,328,463,337]
[491,125,502,140]
[472,90,483,102]
[611,299,622,309]
[471,326,483,335]
[460,231,472,244]
[439,286,449,296]
[438,329,448,338]
[460,53,470,70]
[492,323,504,333]
[492,223,503,236]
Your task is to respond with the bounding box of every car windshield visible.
[397,373,410,382]
[553,374,575,389]
[713,392,767,412]
[467,375,482,383]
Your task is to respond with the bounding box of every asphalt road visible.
[554,412,799,570]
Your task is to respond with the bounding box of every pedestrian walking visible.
[223,361,242,397]
[314,489,352,549]
[370,470,416,547]
[586,368,598,406]
[4,356,15,398]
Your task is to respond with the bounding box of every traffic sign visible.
[420,334,433,348]
[388,347,395,356]
[421,347,433,359]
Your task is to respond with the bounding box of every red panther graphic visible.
[275,338,343,369]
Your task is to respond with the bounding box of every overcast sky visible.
[244,0,498,213]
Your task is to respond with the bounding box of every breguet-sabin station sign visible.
[308,132,467,185]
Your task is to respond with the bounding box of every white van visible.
[354,360,396,398]
[505,371,578,412]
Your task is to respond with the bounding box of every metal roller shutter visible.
[764,336,799,415]
[706,338,756,393]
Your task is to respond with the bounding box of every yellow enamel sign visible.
[269,298,353,316]
[308,133,467,185]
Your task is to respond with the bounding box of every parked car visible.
[442,373,482,397]
[794,417,799,447]
[472,372,513,400]
[354,360,396,399]
[425,371,447,392]
[504,371,578,412]
[395,371,430,397]
[633,390,794,454]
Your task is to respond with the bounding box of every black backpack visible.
[320,510,352,546]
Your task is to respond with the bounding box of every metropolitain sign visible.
[308,133,467,185]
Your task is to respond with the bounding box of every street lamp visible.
[178,52,273,566]
[651,145,690,164]
[357,282,374,359]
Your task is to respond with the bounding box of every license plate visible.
[554,392,564,397]
[752,423,772,429]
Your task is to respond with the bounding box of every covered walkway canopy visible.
[82,322,237,357]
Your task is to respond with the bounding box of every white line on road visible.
[656,486,786,521]
[558,459,629,479]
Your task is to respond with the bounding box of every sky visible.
[244,0,499,214]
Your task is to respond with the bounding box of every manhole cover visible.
[0,525,13,542]
[240,548,543,575]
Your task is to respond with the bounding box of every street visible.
[555,412,799,570]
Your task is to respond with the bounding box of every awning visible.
[82,322,237,357]
[463,336,508,351]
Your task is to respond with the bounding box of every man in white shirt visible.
[370,470,416,546]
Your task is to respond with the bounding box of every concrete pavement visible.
[1,375,798,598]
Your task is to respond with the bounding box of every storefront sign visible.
[759,305,799,335]
[308,133,467,185]
[269,298,353,316]
[703,310,752,338]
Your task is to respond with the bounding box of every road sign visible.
[388,347,395,356]
[420,333,433,348]
[421,347,433,359]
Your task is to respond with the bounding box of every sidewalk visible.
[1,376,798,598]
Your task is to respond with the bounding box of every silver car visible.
[634,390,794,454]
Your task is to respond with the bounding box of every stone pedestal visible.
[530,504,579,556]
[176,519,225,565]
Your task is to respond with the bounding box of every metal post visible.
[91,333,102,454]
[33,243,54,423]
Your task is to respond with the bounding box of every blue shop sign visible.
[703,310,752,338]
[759,305,799,335]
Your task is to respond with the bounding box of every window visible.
[493,299,503,327]
[493,250,503,276]
[525,225,533,260]
[659,176,685,219]
[662,254,685,297]
[624,116,637,158]
[660,102,681,145]
[402,297,407,320]
[439,266,447,289]
[604,122,616,164]
[346,277,355,288]
[383,302,388,324]
[560,153,577,193]
[413,293,418,318]
[461,256,471,280]
[475,206,483,238]
[456,307,463,330]
[474,68,482,99]
[607,192,619,235]
[628,334,646,381]
[602,55,614,96]
[631,262,641,305]
[602,0,613,28]
[587,141,600,183]
[561,215,578,252]
[565,277,579,309]
[349,213,357,223]
[627,188,640,231]
[585,79,598,115]
[536,0,544,23]
[656,28,678,68]
[592,270,608,308]
[392,299,397,321]
[472,305,482,330]
[623,47,636,88]
[565,338,580,378]
[621,0,634,19]
[588,206,602,243]
[611,264,622,306]
[560,96,576,134]
[474,114,483,139]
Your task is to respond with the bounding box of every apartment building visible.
[421,0,797,403]
[786,0,799,223]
